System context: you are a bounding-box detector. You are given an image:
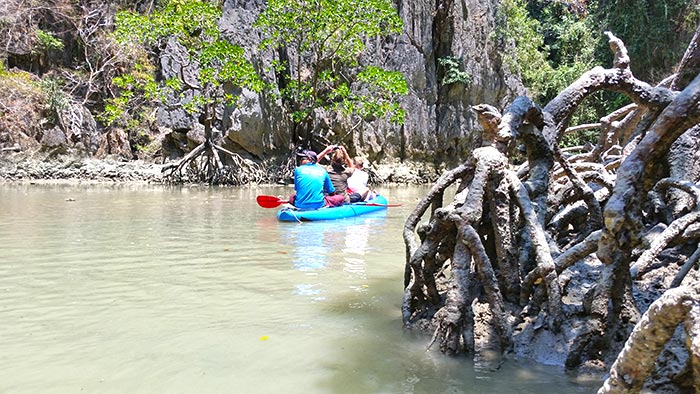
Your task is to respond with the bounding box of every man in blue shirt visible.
[290,150,345,209]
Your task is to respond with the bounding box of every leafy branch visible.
[255,0,407,142]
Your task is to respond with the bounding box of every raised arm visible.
[339,146,354,169]
[317,145,336,163]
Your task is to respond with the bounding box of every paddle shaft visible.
[256,194,400,208]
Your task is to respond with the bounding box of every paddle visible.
[256,195,289,208]
[357,202,402,207]
[256,194,402,208]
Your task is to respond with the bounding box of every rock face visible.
[95,128,133,161]
[375,0,523,165]
[155,0,522,167]
[220,0,290,159]
[157,37,199,132]
[1,0,519,170]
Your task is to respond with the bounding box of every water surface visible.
[0,183,597,393]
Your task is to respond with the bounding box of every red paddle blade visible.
[256,195,288,208]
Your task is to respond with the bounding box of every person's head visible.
[353,156,365,169]
[296,149,318,165]
[331,150,345,167]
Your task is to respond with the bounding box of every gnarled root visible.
[631,178,700,279]
[509,171,563,331]
[427,237,477,354]
[598,284,700,394]
[458,223,512,351]
[162,138,268,184]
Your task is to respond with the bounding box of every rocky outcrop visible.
[366,0,523,165]
[95,128,133,161]
[1,0,522,180]
[220,0,290,159]
[157,37,199,132]
[0,154,161,182]
[154,0,521,168]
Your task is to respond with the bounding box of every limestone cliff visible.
[158,0,523,168]
[0,0,524,179]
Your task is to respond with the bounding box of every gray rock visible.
[58,104,100,154]
[157,37,198,131]
[95,128,133,161]
[40,126,68,150]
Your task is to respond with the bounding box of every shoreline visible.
[0,153,441,186]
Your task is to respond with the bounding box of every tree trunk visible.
[162,91,267,184]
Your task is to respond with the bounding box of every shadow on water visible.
[270,209,600,394]
[314,279,599,394]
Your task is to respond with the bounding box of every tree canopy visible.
[105,0,261,127]
[255,0,407,144]
[107,0,264,184]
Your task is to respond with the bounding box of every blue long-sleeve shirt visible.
[293,163,335,209]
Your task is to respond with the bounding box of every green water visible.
[0,183,597,393]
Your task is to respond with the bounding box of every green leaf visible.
[35,29,64,51]
[437,57,472,86]
[106,0,261,129]
[256,0,407,127]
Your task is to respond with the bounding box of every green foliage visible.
[349,66,408,122]
[114,0,221,50]
[38,76,67,123]
[98,62,158,126]
[32,29,65,74]
[495,0,699,147]
[683,3,700,29]
[255,0,407,128]
[34,29,64,53]
[500,0,699,125]
[496,0,596,105]
[257,0,402,62]
[496,0,552,100]
[106,0,261,129]
[593,0,700,82]
[437,56,472,86]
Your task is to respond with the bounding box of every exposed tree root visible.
[161,138,271,185]
[403,30,700,392]
[598,284,700,394]
[631,179,700,278]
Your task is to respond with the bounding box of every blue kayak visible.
[277,195,389,222]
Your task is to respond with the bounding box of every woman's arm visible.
[317,145,336,163]
[340,146,354,170]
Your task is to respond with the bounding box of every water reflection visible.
[278,211,387,300]
[287,222,329,272]
[0,184,599,394]
[342,220,371,279]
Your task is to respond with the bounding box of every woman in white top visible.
[347,156,371,202]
